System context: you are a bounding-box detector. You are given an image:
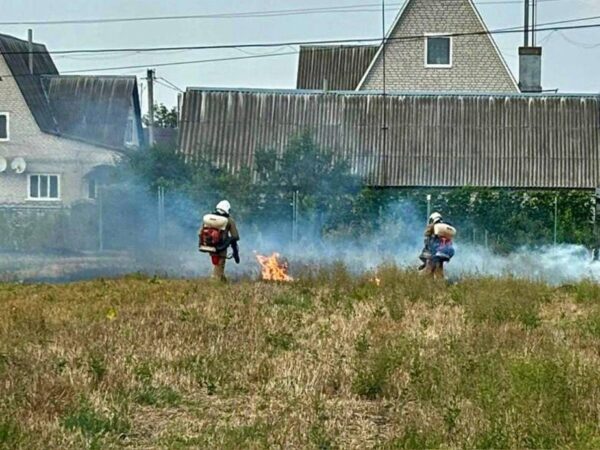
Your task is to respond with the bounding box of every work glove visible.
[232,241,240,264]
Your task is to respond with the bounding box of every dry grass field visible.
[1,267,600,449]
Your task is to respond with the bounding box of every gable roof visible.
[296,45,378,90]
[43,75,144,151]
[0,33,60,134]
[355,0,518,91]
[0,33,143,151]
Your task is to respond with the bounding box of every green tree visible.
[143,103,178,128]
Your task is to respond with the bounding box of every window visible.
[425,36,452,67]
[0,113,9,141]
[88,179,97,199]
[29,175,60,200]
[124,118,135,145]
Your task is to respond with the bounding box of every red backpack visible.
[198,214,229,253]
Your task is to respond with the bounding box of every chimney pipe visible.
[523,0,529,47]
[27,29,33,75]
[519,0,542,92]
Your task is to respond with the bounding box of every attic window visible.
[0,113,9,141]
[125,118,135,145]
[425,35,452,68]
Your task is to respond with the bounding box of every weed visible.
[88,354,106,385]
[265,332,296,352]
[0,419,22,449]
[61,399,130,440]
[134,385,181,407]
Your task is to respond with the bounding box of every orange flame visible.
[255,252,294,282]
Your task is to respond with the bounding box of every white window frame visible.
[27,174,61,201]
[0,112,10,142]
[124,117,135,146]
[424,33,453,69]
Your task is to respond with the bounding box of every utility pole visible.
[147,69,155,147]
[27,29,34,74]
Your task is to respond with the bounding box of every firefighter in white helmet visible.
[198,200,240,281]
[419,212,456,278]
[419,212,443,270]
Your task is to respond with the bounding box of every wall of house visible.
[359,0,517,92]
[0,53,121,209]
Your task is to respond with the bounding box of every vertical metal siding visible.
[179,89,600,189]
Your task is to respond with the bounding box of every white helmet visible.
[216,200,231,215]
[428,212,442,225]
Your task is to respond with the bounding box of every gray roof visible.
[179,88,600,189]
[43,75,143,150]
[0,33,59,133]
[296,45,378,91]
[0,33,142,151]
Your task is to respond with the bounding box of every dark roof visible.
[43,76,144,150]
[179,88,600,189]
[0,33,143,151]
[0,33,59,133]
[296,45,378,91]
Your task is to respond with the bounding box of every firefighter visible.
[420,212,456,278]
[198,200,240,281]
[418,212,444,271]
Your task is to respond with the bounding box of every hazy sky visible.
[1,0,600,107]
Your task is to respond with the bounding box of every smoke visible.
[2,171,598,286]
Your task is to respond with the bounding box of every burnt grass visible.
[1,268,600,448]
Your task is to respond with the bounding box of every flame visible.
[255,252,294,282]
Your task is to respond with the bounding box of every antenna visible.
[380,0,388,185]
[382,0,386,97]
[532,0,537,46]
[524,0,529,47]
[11,157,27,174]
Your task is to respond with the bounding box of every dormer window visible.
[0,113,9,141]
[425,35,452,68]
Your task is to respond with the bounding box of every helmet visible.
[428,212,442,225]
[216,200,231,215]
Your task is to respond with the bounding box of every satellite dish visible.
[11,157,26,174]
[0,157,6,173]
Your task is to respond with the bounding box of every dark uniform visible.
[212,215,239,281]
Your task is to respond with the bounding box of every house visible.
[297,0,518,93]
[177,0,600,190]
[0,32,144,250]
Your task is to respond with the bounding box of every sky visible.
[1,0,600,108]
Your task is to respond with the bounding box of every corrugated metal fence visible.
[179,89,600,189]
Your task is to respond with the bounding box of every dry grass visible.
[1,268,600,449]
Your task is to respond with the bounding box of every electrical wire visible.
[12,20,600,57]
[0,16,599,77]
[0,0,566,26]
[156,77,184,92]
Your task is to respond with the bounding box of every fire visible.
[255,252,294,282]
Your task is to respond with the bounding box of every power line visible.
[157,77,184,92]
[3,17,600,57]
[61,51,301,74]
[0,20,599,78]
[0,0,565,26]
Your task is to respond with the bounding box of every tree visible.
[255,131,361,227]
[143,103,178,128]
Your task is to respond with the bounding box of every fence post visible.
[553,193,558,245]
[98,187,104,252]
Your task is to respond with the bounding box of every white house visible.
[0,33,144,251]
